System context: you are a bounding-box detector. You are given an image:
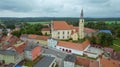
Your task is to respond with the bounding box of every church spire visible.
[80,9,83,19]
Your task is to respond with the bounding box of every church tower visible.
[79,9,84,39]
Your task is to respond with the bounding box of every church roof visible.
[73,27,96,33]
[84,28,96,33]
[57,40,90,51]
[52,21,72,30]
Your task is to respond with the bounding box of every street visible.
[41,46,66,67]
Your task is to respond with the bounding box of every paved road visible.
[41,46,66,58]
[41,46,67,67]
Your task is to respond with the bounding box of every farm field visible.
[85,21,120,24]
[27,21,50,25]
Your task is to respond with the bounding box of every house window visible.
[63,32,64,34]
[63,36,64,39]
[68,32,69,34]
[58,32,60,34]
[67,36,69,39]
[58,36,60,39]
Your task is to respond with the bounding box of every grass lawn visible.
[27,21,50,25]
[109,39,120,51]
[113,39,120,46]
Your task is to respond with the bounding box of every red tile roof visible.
[89,60,99,67]
[2,35,20,49]
[73,27,79,32]
[100,58,119,67]
[84,28,96,33]
[13,42,27,53]
[28,34,48,40]
[41,28,50,31]
[52,21,71,30]
[57,40,90,51]
[73,27,96,33]
[76,56,90,67]
[76,56,99,67]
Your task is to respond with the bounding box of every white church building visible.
[51,9,96,41]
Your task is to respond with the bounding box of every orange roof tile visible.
[73,27,79,32]
[13,42,27,53]
[76,56,90,67]
[69,25,73,29]
[57,40,90,51]
[89,60,99,67]
[41,28,50,31]
[84,28,96,33]
[52,21,71,30]
[100,58,119,67]
[28,34,48,40]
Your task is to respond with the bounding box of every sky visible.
[0,0,120,18]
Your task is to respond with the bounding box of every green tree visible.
[96,32,113,46]
[11,30,21,37]
[116,28,120,39]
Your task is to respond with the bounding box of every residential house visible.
[47,38,57,48]
[41,28,50,35]
[0,35,20,50]
[75,56,99,67]
[64,54,76,67]
[56,40,90,55]
[20,34,49,46]
[0,50,21,65]
[24,44,41,61]
[0,41,27,65]
[100,58,119,67]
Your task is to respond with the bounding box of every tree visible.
[11,30,21,37]
[96,32,113,46]
[116,28,120,39]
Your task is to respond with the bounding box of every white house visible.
[64,54,76,67]
[47,38,57,48]
[56,40,90,56]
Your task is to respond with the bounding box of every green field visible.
[27,21,50,25]
[109,40,120,51]
[86,21,120,24]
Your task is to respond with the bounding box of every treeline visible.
[85,21,120,39]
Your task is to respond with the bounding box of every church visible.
[51,9,96,41]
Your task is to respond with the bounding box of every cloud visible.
[0,0,120,17]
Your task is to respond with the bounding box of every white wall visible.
[52,30,72,40]
[84,52,98,58]
[47,39,57,48]
[24,51,32,60]
[56,46,83,55]
[64,61,75,67]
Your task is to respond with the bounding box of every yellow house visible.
[0,50,23,65]
[41,28,50,35]
[20,34,49,46]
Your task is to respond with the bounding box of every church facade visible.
[51,9,96,41]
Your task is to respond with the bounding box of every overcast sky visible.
[0,0,120,17]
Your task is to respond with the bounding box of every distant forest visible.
[1,17,120,22]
